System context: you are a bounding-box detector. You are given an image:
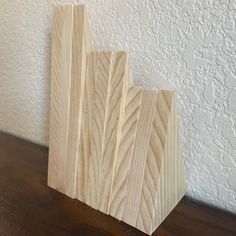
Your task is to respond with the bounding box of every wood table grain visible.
[0,131,235,236]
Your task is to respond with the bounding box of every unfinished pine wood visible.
[153,94,186,231]
[48,5,73,193]
[65,5,93,198]
[109,86,143,220]
[76,52,97,202]
[122,90,158,227]
[86,52,112,209]
[97,52,129,214]
[48,4,186,235]
[48,5,92,198]
[136,91,178,234]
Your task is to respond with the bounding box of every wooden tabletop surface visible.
[0,131,235,236]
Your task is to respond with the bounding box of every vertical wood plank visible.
[86,52,112,209]
[122,90,157,227]
[48,5,92,198]
[109,86,142,220]
[97,52,129,214]
[153,93,186,232]
[64,5,92,198]
[136,91,174,234]
[48,5,73,192]
[76,52,97,202]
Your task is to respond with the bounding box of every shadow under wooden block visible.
[48,4,186,235]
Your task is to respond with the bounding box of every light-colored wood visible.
[97,52,129,214]
[48,4,186,235]
[153,94,186,232]
[109,86,142,220]
[48,5,74,193]
[122,90,158,226]
[136,91,177,234]
[76,52,97,202]
[48,5,92,198]
[86,52,112,209]
[65,5,92,198]
[85,52,130,212]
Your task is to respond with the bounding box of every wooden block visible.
[48,4,186,235]
[153,94,186,231]
[109,86,143,220]
[48,5,73,193]
[122,90,158,226]
[48,5,92,198]
[97,52,129,214]
[136,91,175,234]
[76,52,97,202]
[86,52,130,212]
[85,52,112,209]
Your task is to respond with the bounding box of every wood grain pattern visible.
[86,52,112,209]
[48,5,92,198]
[109,86,143,220]
[136,91,174,234]
[48,4,186,235]
[48,5,73,193]
[76,52,97,202]
[123,90,158,227]
[97,52,129,213]
[64,5,92,198]
[153,93,186,231]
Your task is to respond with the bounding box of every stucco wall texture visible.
[0,0,236,213]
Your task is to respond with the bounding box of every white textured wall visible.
[0,0,236,213]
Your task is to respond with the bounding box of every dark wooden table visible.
[0,131,235,236]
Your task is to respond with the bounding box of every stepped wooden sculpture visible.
[48,4,186,235]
